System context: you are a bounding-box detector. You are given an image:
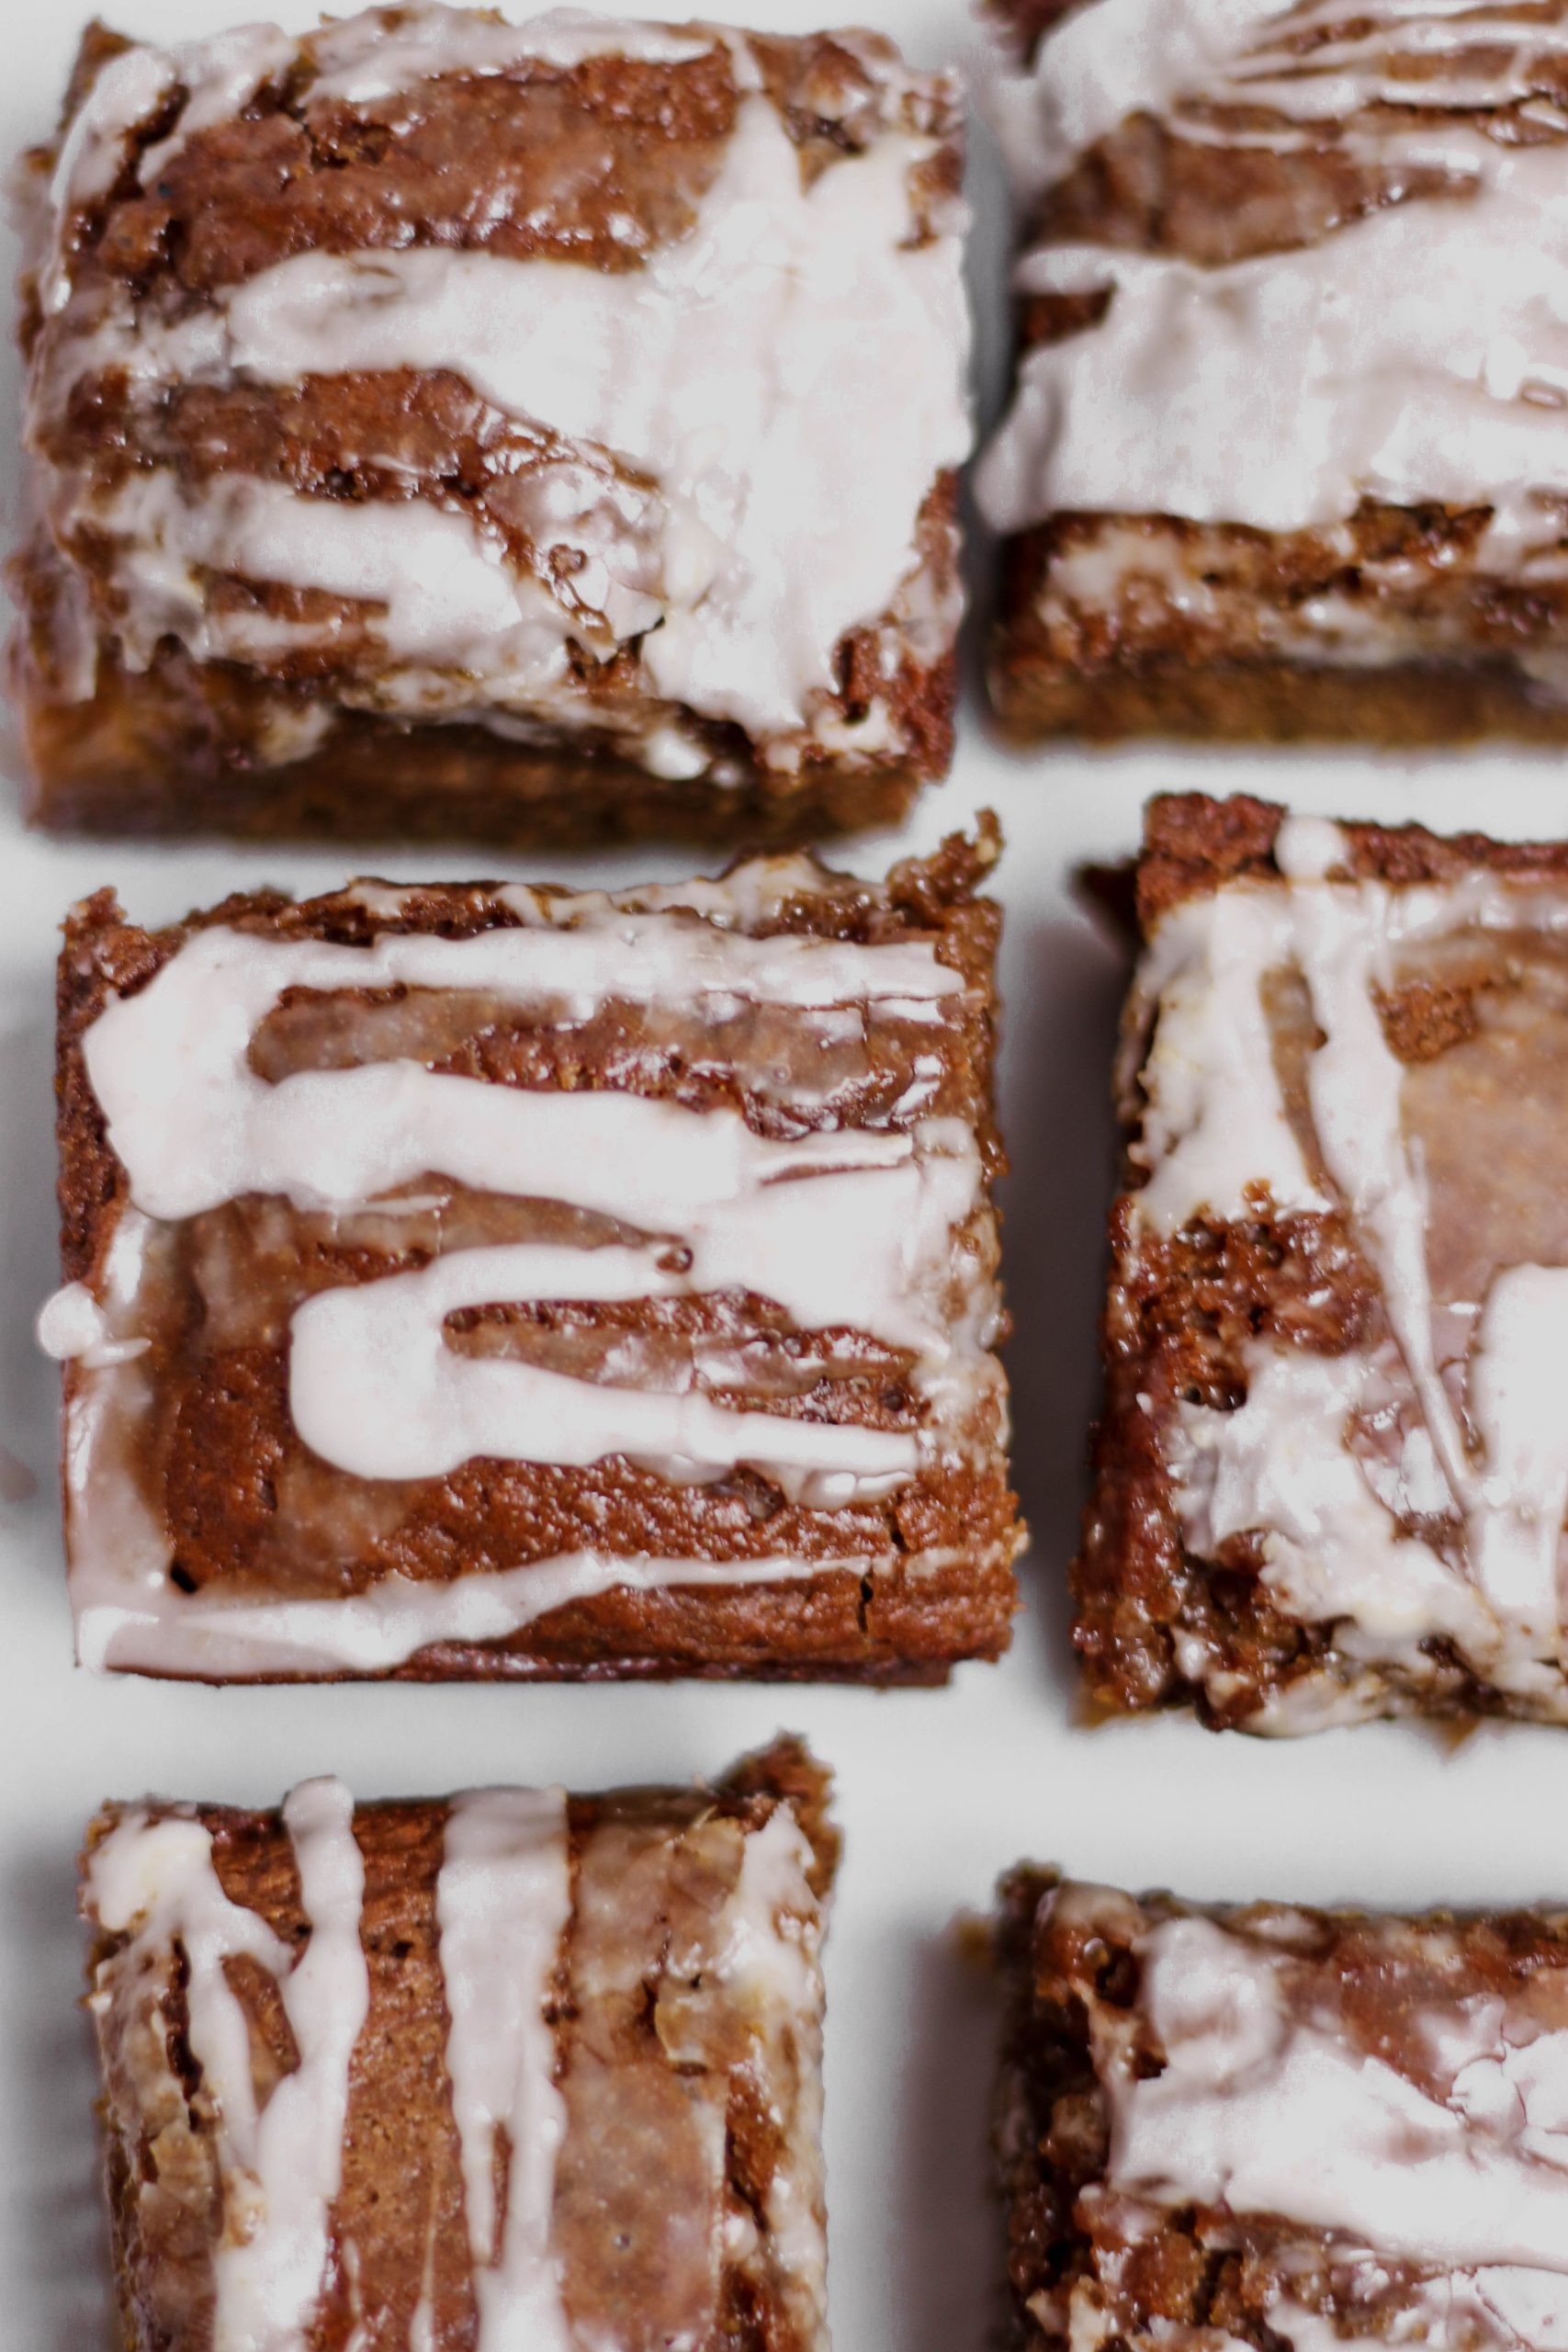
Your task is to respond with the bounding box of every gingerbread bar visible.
[1080,791,1568,1729]
[976,0,1568,745]
[12,6,970,844]
[43,825,1019,1681]
[84,1738,835,2352]
[995,1869,1568,2352]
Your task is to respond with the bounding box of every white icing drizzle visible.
[39,18,971,745]
[48,44,182,216]
[64,913,975,1498]
[978,0,1568,557]
[722,1810,829,2334]
[90,470,581,695]
[73,1543,870,1679]
[1100,1910,1568,2288]
[1168,1340,1494,1655]
[1468,1266,1568,1635]
[136,24,299,192]
[89,1781,827,2345]
[986,0,1568,198]
[80,915,961,1225]
[1200,0,1568,130]
[428,1784,822,2345]
[289,1240,919,1492]
[1273,817,1471,1509]
[35,1278,148,1368]
[436,1788,574,2352]
[1132,888,1323,1232]
[307,6,712,106]
[85,1780,369,2349]
[1134,818,1568,1706]
[90,969,951,1245]
[987,0,1280,198]
[1134,813,1568,1238]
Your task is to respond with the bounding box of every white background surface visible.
[10,4,1568,2345]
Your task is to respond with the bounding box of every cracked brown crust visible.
[992,1870,1568,2352]
[13,17,963,844]
[1074,792,1568,1729]
[55,825,1021,1685]
[84,1736,837,2352]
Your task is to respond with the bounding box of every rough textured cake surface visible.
[977,0,1568,744]
[83,1738,835,2352]
[996,1869,1568,2352]
[12,4,969,843]
[1080,792,1568,1732]
[45,825,1019,1682]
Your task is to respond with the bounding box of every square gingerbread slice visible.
[976,0,1568,747]
[1079,791,1568,1731]
[994,1869,1568,2352]
[10,5,970,846]
[83,1738,835,2352]
[43,823,1019,1682]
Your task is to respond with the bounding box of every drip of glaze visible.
[1273,817,1472,1511]
[214,1779,369,2348]
[987,0,1568,197]
[987,0,1281,195]
[719,1811,830,2336]
[87,1780,369,2349]
[306,6,713,107]
[437,1789,575,2351]
[288,1237,919,1490]
[1467,1266,1568,1635]
[35,1278,149,1368]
